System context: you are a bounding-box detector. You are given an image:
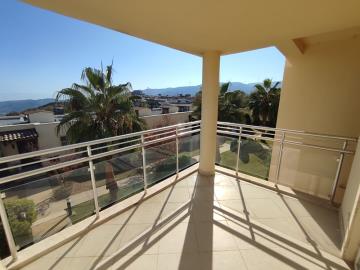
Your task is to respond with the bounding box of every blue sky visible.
[0,0,285,101]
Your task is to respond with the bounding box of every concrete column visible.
[199,51,220,176]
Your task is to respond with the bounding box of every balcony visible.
[0,121,357,269]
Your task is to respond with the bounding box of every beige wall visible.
[141,111,191,129]
[271,36,360,201]
[0,112,192,157]
[0,123,62,155]
[276,37,360,136]
[33,123,62,150]
[341,137,360,261]
[28,111,55,123]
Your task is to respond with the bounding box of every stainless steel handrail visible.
[216,121,357,205]
[0,121,201,165]
[0,120,200,261]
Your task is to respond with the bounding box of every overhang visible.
[23,0,360,56]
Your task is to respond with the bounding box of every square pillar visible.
[199,51,220,176]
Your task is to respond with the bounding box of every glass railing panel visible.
[216,135,238,170]
[145,139,176,186]
[216,135,272,180]
[277,143,339,198]
[178,133,200,171]
[0,162,95,250]
[238,137,272,180]
[92,148,144,209]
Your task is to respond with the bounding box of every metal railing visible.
[0,121,200,260]
[216,121,357,202]
[0,120,358,261]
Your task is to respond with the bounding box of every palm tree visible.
[56,63,146,203]
[218,82,250,124]
[56,63,145,143]
[191,82,250,123]
[249,79,281,127]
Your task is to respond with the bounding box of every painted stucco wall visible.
[273,36,360,261]
[141,111,191,129]
[0,123,62,155]
[270,36,360,201]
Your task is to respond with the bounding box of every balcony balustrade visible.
[0,121,357,270]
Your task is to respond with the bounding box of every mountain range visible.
[0,82,278,114]
[0,98,54,115]
[140,82,258,96]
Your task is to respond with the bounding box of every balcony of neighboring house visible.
[0,121,359,270]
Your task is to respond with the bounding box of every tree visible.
[56,63,146,203]
[191,82,250,124]
[218,82,250,124]
[56,63,145,143]
[249,79,281,127]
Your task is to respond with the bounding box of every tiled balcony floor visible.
[20,170,350,270]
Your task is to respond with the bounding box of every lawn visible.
[218,150,271,180]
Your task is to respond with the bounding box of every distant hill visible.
[0,98,54,115]
[139,82,263,96]
[0,81,281,114]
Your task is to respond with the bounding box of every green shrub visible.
[230,139,270,164]
[4,199,37,246]
[154,155,194,173]
[52,182,73,200]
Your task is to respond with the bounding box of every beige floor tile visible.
[166,187,191,203]
[254,217,308,244]
[127,202,163,224]
[200,250,248,270]
[191,186,216,201]
[195,221,238,251]
[74,224,125,257]
[298,217,341,255]
[241,248,305,270]
[225,217,257,250]
[107,254,157,270]
[218,199,249,217]
[104,208,134,225]
[247,198,289,219]
[157,222,198,254]
[18,171,348,270]
[22,256,99,270]
[189,200,225,222]
[214,186,242,200]
[157,252,202,270]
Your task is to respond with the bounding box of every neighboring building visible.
[0,115,28,126]
[28,111,55,123]
[0,109,192,157]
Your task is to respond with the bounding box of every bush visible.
[154,155,194,172]
[4,199,37,247]
[52,182,73,200]
[230,139,270,164]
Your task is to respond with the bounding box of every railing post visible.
[141,134,148,192]
[87,146,100,218]
[275,131,285,184]
[235,126,243,175]
[176,126,179,176]
[0,193,18,260]
[330,140,348,203]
